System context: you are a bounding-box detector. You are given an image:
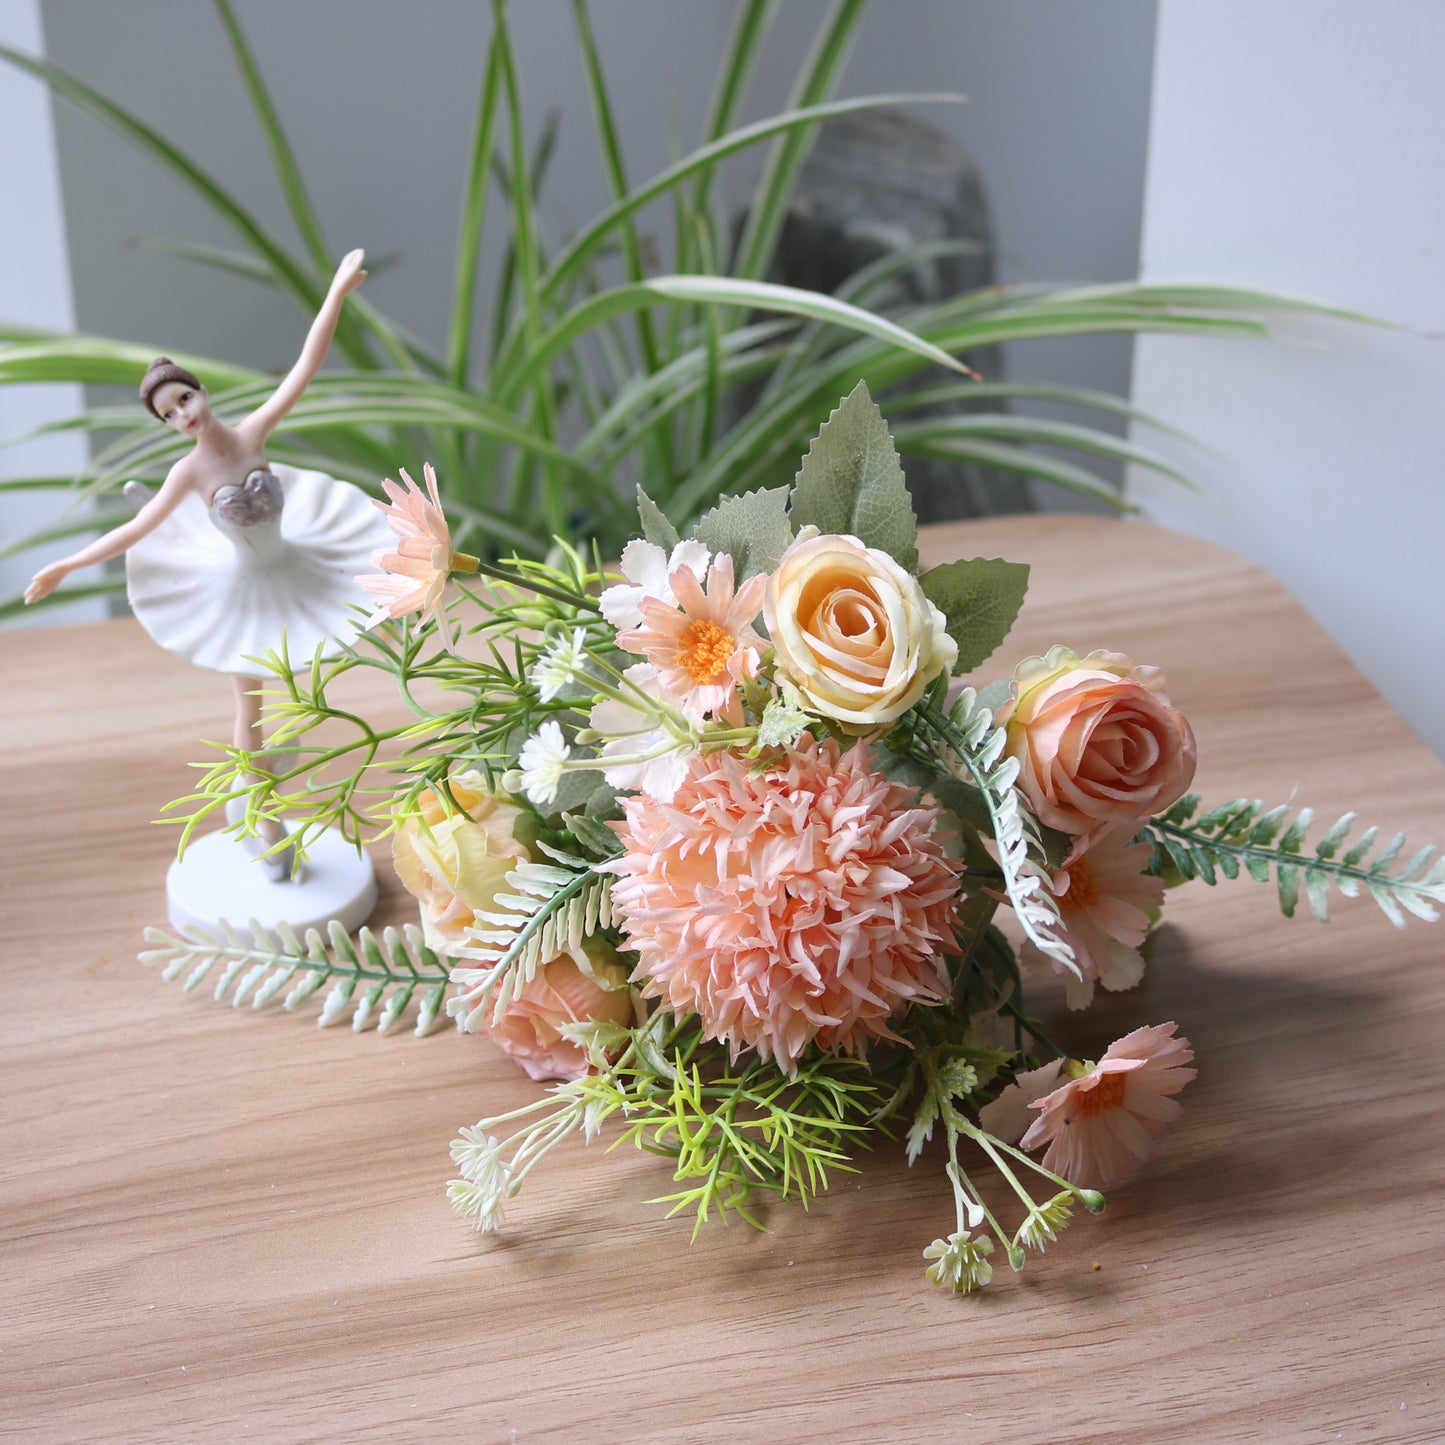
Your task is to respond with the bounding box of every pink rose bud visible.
[996,646,1196,848]
[484,945,636,1082]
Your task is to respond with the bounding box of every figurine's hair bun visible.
[140,356,203,417]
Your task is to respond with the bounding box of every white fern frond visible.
[138,917,451,1036]
[449,848,615,1031]
[924,691,1077,975]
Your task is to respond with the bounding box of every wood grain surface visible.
[3,516,1442,1444]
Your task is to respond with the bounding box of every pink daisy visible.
[356,462,478,633]
[603,735,963,1071]
[615,553,766,720]
[1020,1022,1196,1189]
[1031,831,1165,1010]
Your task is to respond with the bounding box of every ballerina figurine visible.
[25,249,390,925]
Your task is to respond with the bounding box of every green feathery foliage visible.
[609,1043,880,1234]
[158,545,610,860]
[139,917,451,1035]
[1139,794,1445,926]
[449,1013,880,1238]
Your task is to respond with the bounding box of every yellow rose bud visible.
[763,530,956,729]
[392,771,532,957]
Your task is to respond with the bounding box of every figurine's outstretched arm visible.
[241,249,367,444]
[23,465,194,604]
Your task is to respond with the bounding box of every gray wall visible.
[39,0,1157,508]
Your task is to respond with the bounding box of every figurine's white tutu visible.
[126,464,390,676]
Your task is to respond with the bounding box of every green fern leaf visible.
[138,918,450,1035]
[918,694,1077,977]
[1141,799,1444,930]
[449,846,615,1029]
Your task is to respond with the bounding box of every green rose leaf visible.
[790,380,918,572]
[690,485,793,581]
[635,488,680,550]
[920,557,1030,675]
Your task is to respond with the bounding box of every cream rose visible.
[392,771,533,956]
[996,646,1196,846]
[763,531,956,728]
[484,945,637,1082]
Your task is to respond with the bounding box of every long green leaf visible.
[570,0,658,366]
[491,0,561,535]
[212,0,330,273]
[0,338,257,392]
[132,239,278,286]
[448,38,503,388]
[1044,281,1388,328]
[0,476,88,492]
[502,275,975,410]
[731,0,869,283]
[891,414,1199,489]
[692,0,778,228]
[0,574,124,622]
[894,436,1130,509]
[878,378,1206,445]
[0,507,132,562]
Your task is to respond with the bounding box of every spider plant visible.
[0,0,1363,620]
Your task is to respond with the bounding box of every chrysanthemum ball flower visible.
[604,735,963,1071]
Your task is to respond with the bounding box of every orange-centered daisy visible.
[616,552,767,719]
[1020,1022,1196,1188]
[677,618,737,686]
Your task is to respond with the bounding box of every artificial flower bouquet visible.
[148,383,1444,1293]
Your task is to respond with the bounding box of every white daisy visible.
[588,663,695,802]
[516,720,571,807]
[531,628,589,703]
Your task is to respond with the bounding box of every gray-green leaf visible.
[919,558,1030,674]
[690,485,793,581]
[790,381,918,572]
[635,488,679,550]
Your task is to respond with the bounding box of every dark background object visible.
[742,110,1030,521]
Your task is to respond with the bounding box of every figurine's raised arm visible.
[240,248,367,443]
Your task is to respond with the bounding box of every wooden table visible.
[4,517,1442,1443]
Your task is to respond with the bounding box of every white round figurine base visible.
[166,828,377,942]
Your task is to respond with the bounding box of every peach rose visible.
[485,945,637,1082]
[763,530,956,728]
[392,771,533,956]
[996,645,1196,846]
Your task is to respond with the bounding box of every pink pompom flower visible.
[1019,1022,1197,1189]
[604,735,963,1072]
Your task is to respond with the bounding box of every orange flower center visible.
[1073,1070,1128,1118]
[1065,856,1098,910]
[678,619,735,685]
